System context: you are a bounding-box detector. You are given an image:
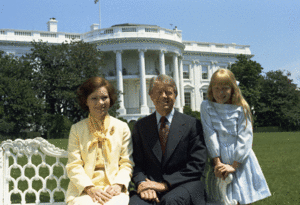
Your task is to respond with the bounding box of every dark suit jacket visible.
[132,110,207,205]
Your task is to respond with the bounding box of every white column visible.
[159,50,166,75]
[179,56,185,108]
[172,53,182,112]
[115,50,126,115]
[138,49,149,114]
[193,61,201,112]
[210,61,218,78]
[227,62,233,69]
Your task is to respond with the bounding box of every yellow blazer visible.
[65,116,134,203]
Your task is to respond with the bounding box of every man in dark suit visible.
[129,74,207,205]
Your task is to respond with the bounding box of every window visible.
[184,92,191,107]
[203,92,207,100]
[202,66,208,79]
[183,64,189,79]
[166,64,173,77]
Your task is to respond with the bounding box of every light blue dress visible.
[200,100,271,204]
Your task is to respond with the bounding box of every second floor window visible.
[202,66,208,79]
[183,64,189,79]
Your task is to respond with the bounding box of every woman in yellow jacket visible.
[66,77,134,205]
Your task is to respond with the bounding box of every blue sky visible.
[1,0,299,86]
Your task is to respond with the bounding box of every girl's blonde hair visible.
[207,69,253,126]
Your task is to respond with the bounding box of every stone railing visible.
[0,29,81,44]
[183,41,251,55]
[82,25,182,43]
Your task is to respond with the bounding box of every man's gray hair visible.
[148,74,178,96]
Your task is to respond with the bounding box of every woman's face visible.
[212,83,232,104]
[86,86,110,119]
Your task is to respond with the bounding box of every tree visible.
[255,70,300,131]
[229,54,264,124]
[183,106,201,121]
[24,40,106,137]
[0,51,42,137]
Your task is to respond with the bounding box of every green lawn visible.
[252,132,300,205]
[2,132,300,204]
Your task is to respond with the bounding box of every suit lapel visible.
[143,112,163,163]
[163,110,186,166]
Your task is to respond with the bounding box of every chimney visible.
[90,23,99,31]
[47,18,58,32]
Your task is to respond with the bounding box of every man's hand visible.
[140,189,160,203]
[106,184,123,196]
[137,178,168,194]
[85,186,113,205]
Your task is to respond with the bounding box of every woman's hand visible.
[106,184,123,196]
[85,186,113,204]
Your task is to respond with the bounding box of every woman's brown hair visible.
[77,76,117,111]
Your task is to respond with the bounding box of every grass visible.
[2,133,300,204]
[252,132,300,205]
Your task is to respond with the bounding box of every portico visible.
[104,47,184,120]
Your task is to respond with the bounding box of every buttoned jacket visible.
[132,110,207,205]
[66,116,134,203]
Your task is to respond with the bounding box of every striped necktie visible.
[159,116,170,154]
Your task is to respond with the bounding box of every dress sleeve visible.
[66,124,94,194]
[112,123,135,190]
[233,110,253,164]
[200,101,220,158]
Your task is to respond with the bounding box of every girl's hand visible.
[214,162,226,179]
[106,184,123,196]
[85,186,113,204]
[215,164,236,180]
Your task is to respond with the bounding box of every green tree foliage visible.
[229,54,263,123]
[183,106,201,121]
[255,70,300,131]
[0,51,42,137]
[0,40,123,139]
[23,40,106,137]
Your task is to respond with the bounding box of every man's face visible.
[150,82,176,116]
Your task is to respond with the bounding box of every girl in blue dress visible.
[200,69,271,204]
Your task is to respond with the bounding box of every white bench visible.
[0,137,68,205]
[0,137,236,205]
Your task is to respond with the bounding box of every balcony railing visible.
[183,41,251,55]
[83,25,183,43]
[0,29,82,43]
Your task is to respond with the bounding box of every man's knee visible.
[160,187,191,205]
[129,194,152,205]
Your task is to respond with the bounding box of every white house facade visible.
[0,18,252,121]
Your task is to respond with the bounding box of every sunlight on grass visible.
[252,132,300,204]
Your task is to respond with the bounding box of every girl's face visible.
[212,83,232,104]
